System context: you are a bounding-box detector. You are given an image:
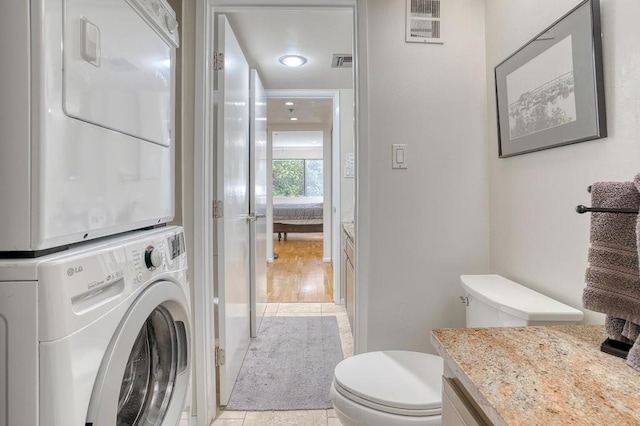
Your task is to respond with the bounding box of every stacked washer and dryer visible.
[0,0,192,425]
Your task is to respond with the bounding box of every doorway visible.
[192,2,359,423]
[270,128,331,303]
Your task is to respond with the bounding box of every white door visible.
[250,70,268,337]
[214,15,251,406]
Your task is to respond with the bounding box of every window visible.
[273,159,323,197]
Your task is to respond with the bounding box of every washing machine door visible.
[86,280,190,426]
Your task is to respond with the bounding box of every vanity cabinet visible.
[432,326,640,425]
[442,375,488,426]
[342,224,355,334]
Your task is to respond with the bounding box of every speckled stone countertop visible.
[342,222,354,240]
[431,326,640,425]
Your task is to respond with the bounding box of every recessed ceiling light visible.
[290,117,298,121]
[285,101,294,106]
[279,55,307,67]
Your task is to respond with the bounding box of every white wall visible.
[486,0,640,325]
[340,89,355,222]
[362,0,489,353]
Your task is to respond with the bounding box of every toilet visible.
[330,274,584,426]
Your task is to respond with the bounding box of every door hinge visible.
[213,200,224,219]
[215,346,226,366]
[213,52,224,71]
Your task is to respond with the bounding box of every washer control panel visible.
[144,245,163,270]
[126,229,187,287]
[36,226,188,342]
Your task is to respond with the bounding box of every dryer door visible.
[86,280,190,426]
[63,0,179,146]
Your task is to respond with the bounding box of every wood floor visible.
[268,233,333,303]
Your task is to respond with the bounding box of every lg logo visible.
[66,266,84,276]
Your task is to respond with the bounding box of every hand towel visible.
[628,174,640,370]
[582,181,640,323]
[605,316,634,345]
[583,177,640,372]
[623,320,640,341]
[628,339,640,370]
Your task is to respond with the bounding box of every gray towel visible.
[605,316,634,345]
[629,175,640,370]
[623,320,640,341]
[628,339,640,370]
[588,181,639,250]
[583,178,640,372]
[582,181,640,323]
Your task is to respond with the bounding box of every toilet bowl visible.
[331,275,584,426]
[331,351,443,426]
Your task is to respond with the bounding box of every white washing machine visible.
[0,226,192,425]
[0,0,179,254]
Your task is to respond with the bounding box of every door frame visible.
[193,1,369,423]
[193,0,217,423]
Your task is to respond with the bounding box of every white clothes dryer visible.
[0,226,191,426]
[0,0,179,254]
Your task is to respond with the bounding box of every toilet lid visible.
[334,351,443,414]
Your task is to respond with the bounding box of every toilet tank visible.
[460,275,584,327]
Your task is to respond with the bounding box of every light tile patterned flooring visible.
[211,302,353,426]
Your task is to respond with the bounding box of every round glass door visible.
[117,306,178,426]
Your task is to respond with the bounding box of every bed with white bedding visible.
[273,202,323,241]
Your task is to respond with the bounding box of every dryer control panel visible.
[128,0,180,47]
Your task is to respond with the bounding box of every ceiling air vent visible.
[331,54,353,68]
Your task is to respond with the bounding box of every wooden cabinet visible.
[342,225,355,335]
[442,378,488,426]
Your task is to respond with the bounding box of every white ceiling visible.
[273,131,324,148]
[267,98,334,127]
[223,9,352,128]
[224,9,354,90]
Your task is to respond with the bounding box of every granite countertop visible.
[431,325,640,425]
[343,222,354,240]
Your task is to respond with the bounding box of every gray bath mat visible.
[226,316,343,411]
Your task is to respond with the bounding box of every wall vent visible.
[405,0,443,44]
[331,54,353,68]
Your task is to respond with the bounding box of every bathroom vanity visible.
[342,223,355,333]
[431,325,640,425]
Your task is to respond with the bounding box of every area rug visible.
[225,316,343,411]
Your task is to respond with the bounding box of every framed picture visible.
[495,0,606,158]
[406,0,443,44]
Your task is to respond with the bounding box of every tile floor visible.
[210,302,353,425]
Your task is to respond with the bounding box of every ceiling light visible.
[285,101,294,106]
[279,55,307,67]
[290,117,298,121]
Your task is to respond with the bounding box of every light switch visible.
[392,144,407,169]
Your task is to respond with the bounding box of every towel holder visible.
[575,205,639,214]
[577,185,639,214]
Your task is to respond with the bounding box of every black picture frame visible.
[495,0,606,158]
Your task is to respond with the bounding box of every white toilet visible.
[330,274,584,426]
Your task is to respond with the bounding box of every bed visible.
[273,202,323,241]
